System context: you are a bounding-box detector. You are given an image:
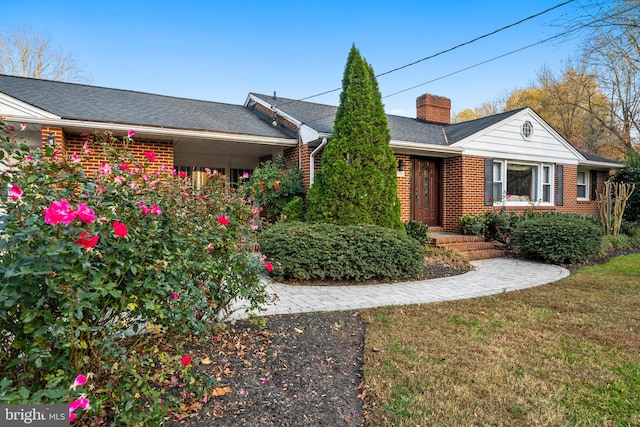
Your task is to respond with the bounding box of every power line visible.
[284,0,575,105]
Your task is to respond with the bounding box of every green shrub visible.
[281,196,305,221]
[483,211,523,247]
[459,215,484,236]
[404,220,430,245]
[245,157,305,222]
[514,215,602,264]
[259,222,424,282]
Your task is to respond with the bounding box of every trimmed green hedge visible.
[259,222,424,282]
[514,215,602,264]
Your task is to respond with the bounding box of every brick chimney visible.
[416,94,451,125]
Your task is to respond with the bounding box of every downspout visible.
[309,137,328,187]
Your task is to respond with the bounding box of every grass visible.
[362,254,640,426]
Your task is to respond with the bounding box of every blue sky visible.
[6,0,590,117]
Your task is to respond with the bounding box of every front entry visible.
[411,158,441,226]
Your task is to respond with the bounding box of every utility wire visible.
[282,1,640,125]
[278,0,575,106]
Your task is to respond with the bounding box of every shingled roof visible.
[0,74,289,138]
[251,93,448,145]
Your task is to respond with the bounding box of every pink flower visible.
[119,162,130,171]
[8,184,23,201]
[69,397,90,411]
[43,200,76,225]
[19,123,26,131]
[261,379,269,385]
[83,141,92,154]
[99,163,111,175]
[113,221,128,238]
[141,207,151,215]
[204,168,211,174]
[217,216,229,226]
[180,355,192,366]
[206,243,213,251]
[72,374,88,388]
[265,261,273,272]
[127,129,135,138]
[76,232,99,250]
[143,151,157,162]
[179,170,187,178]
[71,152,81,163]
[136,201,147,208]
[69,397,90,422]
[114,175,126,184]
[150,205,162,216]
[170,292,180,300]
[25,155,34,163]
[242,171,249,179]
[75,203,96,224]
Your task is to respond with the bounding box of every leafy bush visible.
[458,215,484,236]
[612,151,640,222]
[259,222,424,282]
[404,220,430,245]
[514,215,602,264]
[245,157,305,222]
[0,125,269,422]
[281,196,305,221]
[483,211,524,247]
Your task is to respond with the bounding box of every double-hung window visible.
[492,160,554,205]
[577,170,589,200]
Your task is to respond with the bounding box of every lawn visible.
[362,254,640,426]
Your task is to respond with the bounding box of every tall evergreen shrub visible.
[306,45,402,230]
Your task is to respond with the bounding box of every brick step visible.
[464,248,506,260]
[430,232,505,260]
[438,241,499,252]
[428,226,446,233]
[431,234,485,245]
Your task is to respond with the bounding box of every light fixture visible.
[47,131,55,147]
[397,159,405,172]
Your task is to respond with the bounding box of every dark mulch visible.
[168,311,367,426]
[168,248,639,426]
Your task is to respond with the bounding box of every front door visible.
[411,158,440,226]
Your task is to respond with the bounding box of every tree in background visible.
[505,64,613,156]
[0,28,87,82]
[580,0,640,157]
[452,99,504,123]
[306,45,402,230]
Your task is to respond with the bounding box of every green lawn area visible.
[362,254,640,426]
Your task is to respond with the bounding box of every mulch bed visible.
[167,248,638,426]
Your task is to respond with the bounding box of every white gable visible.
[0,93,59,120]
[453,109,582,165]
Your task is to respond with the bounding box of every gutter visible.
[17,117,296,146]
[309,137,328,186]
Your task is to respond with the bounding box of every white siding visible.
[454,110,581,165]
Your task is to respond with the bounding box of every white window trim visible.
[493,160,555,206]
[521,121,534,139]
[577,170,590,201]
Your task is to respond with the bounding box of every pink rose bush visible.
[0,124,267,423]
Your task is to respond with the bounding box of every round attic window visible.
[521,121,533,139]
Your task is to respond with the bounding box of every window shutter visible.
[590,170,598,200]
[556,164,564,206]
[484,158,493,206]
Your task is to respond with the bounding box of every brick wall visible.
[395,155,411,222]
[45,130,174,175]
[41,127,66,152]
[437,156,605,233]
